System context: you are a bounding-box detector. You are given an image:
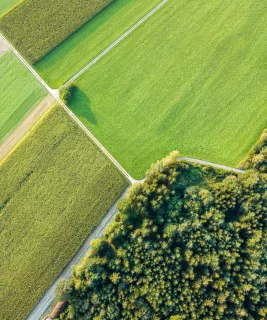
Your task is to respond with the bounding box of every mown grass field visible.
[69,0,267,179]
[34,0,162,88]
[0,52,47,143]
[0,105,128,320]
[0,0,112,63]
[0,0,21,16]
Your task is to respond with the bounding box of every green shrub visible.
[0,0,113,63]
[57,153,267,319]
[60,83,76,104]
[239,129,267,172]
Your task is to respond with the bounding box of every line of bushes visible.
[0,0,113,63]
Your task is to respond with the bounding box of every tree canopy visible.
[240,129,267,173]
[57,152,267,320]
[59,83,76,105]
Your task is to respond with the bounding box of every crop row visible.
[0,0,113,63]
[0,105,128,319]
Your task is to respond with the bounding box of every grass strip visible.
[69,0,267,179]
[34,0,162,88]
[0,0,113,63]
[0,52,47,143]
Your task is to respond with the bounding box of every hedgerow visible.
[0,0,113,63]
[57,152,267,320]
[0,105,128,320]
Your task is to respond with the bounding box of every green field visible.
[0,0,112,63]
[0,52,47,143]
[0,0,21,16]
[34,0,162,88]
[0,105,128,320]
[69,0,267,179]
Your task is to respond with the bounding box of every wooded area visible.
[56,151,267,319]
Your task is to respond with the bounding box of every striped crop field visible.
[0,51,47,143]
[0,105,129,319]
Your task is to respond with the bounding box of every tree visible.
[59,83,76,105]
[57,152,267,320]
[240,129,267,172]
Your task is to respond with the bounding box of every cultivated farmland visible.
[0,51,47,143]
[34,0,162,88]
[69,0,267,179]
[0,0,21,16]
[0,105,128,320]
[56,155,267,319]
[0,0,113,63]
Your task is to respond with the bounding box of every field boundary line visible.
[27,188,130,320]
[64,0,168,86]
[0,95,55,164]
[0,33,246,181]
[0,33,136,184]
[178,157,246,174]
[27,157,245,319]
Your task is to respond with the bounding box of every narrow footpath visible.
[178,157,245,174]
[27,188,130,320]
[27,157,245,320]
[65,0,169,86]
[0,3,246,317]
[0,33,137,184]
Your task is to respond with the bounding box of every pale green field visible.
[0,0,113,63]
[0,52,47,143]
[69,0,267,179]
[0,0,21,15]
[34,0,162,88]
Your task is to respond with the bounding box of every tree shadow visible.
[70,87,97,125]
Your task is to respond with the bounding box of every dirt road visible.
[0,37,9,56]
[0,95,55,163]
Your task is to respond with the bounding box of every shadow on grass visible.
[69,87,97,125]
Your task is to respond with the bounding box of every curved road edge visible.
[178,157,245,174]
[27,158,245,319]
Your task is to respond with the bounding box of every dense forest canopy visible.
[57,152,267,320]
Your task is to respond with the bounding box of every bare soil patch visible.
[0,37,9,56]
[0,95,55,162]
